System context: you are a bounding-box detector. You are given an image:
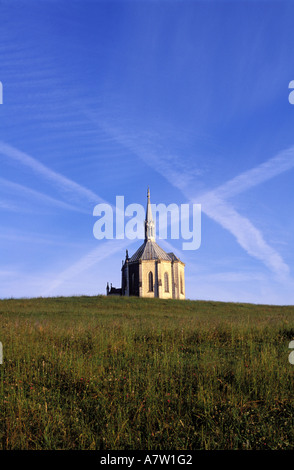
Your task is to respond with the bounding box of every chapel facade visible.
[107,189,185,300]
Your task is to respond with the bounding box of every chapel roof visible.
[129,239,177,262]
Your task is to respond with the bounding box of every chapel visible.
[107,189,185,299]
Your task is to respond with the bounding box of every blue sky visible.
[1,0,294,304]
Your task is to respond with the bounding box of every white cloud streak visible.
[210,145,294,200]
[0,140,107,207]
[0,177,89,214]
[42,238,136,296]
[201,194,289,278]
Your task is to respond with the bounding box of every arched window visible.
[148,271,153,292]
[180,275,184,295]
[164,272,169,292]
[131,273,135,294]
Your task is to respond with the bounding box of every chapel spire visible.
[145,187,155,241]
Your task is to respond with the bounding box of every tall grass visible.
[0,295,294,450]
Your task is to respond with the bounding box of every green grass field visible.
[0,295,294,450]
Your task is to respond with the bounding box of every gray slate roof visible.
[129,240,177,262]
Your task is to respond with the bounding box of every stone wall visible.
[121,258,185,299]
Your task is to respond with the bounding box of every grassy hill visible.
[0,295,294,450]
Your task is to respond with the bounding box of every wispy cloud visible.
[0,200,20,211]
[187,269,266,283]
[42,238,136,296]
[210,145,294,200]
[0,177,89,214]
[187,145,294,278]
[0,229,86,248]
[201,194,289,278]
[0,141,107,207]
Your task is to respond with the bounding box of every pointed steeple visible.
[145,187,155,241]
